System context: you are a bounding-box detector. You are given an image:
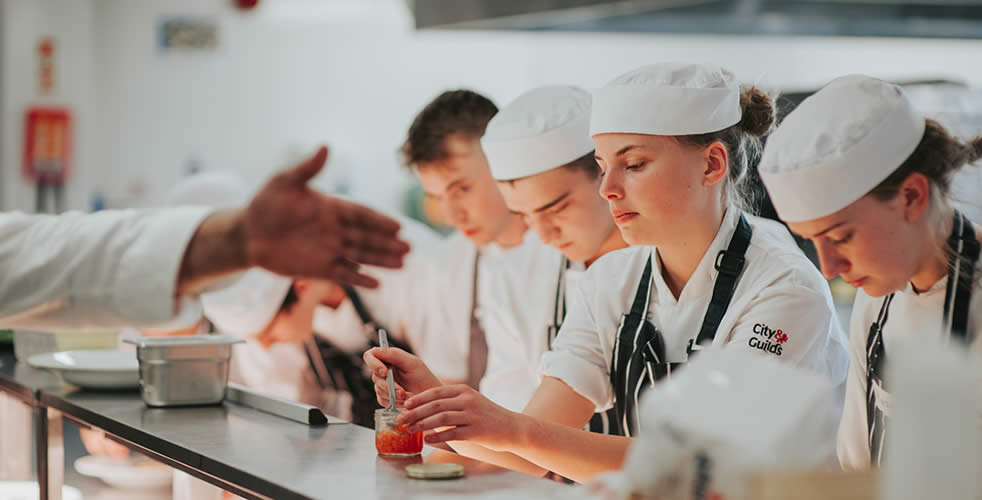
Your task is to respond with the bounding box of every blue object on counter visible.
[90,191,105,212]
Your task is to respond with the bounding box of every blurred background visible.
[1,3,981,496]
[2,0,980,222]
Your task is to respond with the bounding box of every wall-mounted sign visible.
[157,17,219,52]
[23,107,72,184]
[38,37,55,95]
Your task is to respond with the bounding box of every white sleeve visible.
[837,291,874,469]
[0,207,212,330]
[412,248,469,382]
[539,272,614,412]
[726,281,849,387]
[480,276,537,412]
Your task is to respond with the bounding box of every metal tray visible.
[124,335,244,407]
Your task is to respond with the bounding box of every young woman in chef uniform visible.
[757,74,982,469]
[366,63,849,482]
[477,86,627,429]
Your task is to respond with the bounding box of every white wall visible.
[1,0,95,212]
[89,0,422,211]
[5,0,982,213]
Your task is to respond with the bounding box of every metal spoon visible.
[377,328,397,411]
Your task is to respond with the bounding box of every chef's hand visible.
[243,147,411,283]
[80,428,130,458]
[178,147,411,295]
[398,385,522,451]
[364,347,441,407]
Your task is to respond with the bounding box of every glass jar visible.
[375,408,423,457]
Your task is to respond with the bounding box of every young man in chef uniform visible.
[476,86,627,431]
[400,90,542,388]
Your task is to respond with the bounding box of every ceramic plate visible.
[28,349,139,389]
[0,481,82,500]
[74,455,172,490]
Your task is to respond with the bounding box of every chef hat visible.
[198,270,294,338]
[164,171,293,338]
[482,85,595,181]
[590,62,742,137]
[759,75,926,223]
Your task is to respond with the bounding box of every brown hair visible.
[868,119,982,202]
[499,151,600,186]
[676,86,776,212]
[563,151,602,180]
[868,119,982,285]
[401,90,498,169]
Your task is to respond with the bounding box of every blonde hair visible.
[676,86,776,213]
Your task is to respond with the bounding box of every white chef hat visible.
[759,75,926,223]
[590,62,742,137]
[164,171,293,338]
[198,270,294,338]
[482,85,595,181]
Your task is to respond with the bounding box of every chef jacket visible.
[481,241,586,411]
[540,209,849,421]
[0,208,211,330]
[837,265,982,469]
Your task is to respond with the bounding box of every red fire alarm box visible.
[23,107,72,184]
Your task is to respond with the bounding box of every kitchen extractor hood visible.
[409,0,982,39]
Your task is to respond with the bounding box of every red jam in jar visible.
[375,409,423,457]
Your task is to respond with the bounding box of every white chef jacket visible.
[837,266,982,469]
[541,209,850,414]
[229,341,309,402]
[416,230,545,382]
[480,241,588,412]
[0,208,211,330]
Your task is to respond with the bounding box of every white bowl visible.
[74,455,173,490]
[28,349,140,389]
[0,481,82,500]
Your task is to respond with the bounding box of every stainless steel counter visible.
[0,351,570,499]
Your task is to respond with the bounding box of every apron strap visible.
[548,256,570,350]
[629,253,655,316]
[866,292,893,465]
[343,285,414,353]
[609,253,655,437]
[945,211,980,341]
[688,213,753,355]
[343,285,376,327]
[467,252,489,390]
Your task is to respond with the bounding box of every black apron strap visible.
[866,292,893,465]
[688,213,753,355]
[609,253,655,437]
[343,285,375,326]
[467,252,489,390]
[945,211,980,341]
[342,285,413,353]
[547,256,569,351]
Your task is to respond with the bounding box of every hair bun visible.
[739,86,776,138]
[969,136,982,165]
